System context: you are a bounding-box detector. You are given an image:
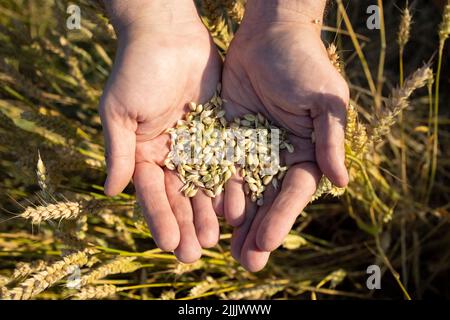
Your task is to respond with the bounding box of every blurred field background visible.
[0,0,449,300]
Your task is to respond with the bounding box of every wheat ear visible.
[72,284,117,300]
[439,1,450,42]
[398,6,412,50]
[80,257,139,286]
[3,249,95,300]
[371,65,433,143]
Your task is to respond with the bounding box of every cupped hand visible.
[99,16,222,263]
[221,21,349,271]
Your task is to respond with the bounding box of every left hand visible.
[220,8,349,271]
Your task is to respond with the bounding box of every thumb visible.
[100,106,136,196]
[312,98,349,188]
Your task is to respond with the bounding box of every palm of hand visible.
[100,29,222,262]
[221,25,349,271]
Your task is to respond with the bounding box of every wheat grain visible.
[282,234,308,250]
[36,151,49,192]
[225,0,245,24]
[165,85,291,205]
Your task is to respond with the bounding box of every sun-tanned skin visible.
[101,0,349,272]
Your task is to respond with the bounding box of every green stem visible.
[426,41,444,203]
[399,47,409,195]
[421,79,435,202]
[375,0,386,111]
[336,0,376,96]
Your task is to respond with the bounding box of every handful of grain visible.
[164,85,293,206]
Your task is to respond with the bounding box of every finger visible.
[313,103,349,187]
[230,198,257,263]
[99,105,136,196]
[165,170,202,263]
[212,193,224,217]
[134,162,180,251]
[239,190,277,272]
[192,191,220,248]
[256,162,321,252]
[224,170,246,227]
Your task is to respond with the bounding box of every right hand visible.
[99,1,222,263]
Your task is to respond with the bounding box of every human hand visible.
[220,0,350,271]
[99,0,222,263]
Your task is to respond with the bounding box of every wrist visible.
[104,0,202,37]
[241,0,327,34]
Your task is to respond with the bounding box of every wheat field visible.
[0,0,449,300]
